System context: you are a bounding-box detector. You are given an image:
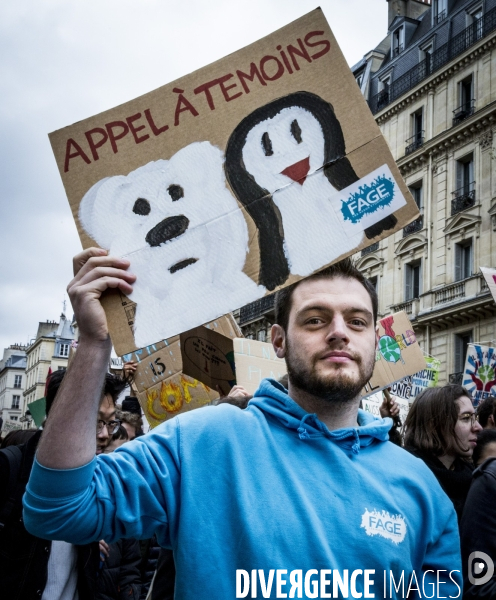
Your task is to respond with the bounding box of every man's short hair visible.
[403,384,473,456]
[274,258,378,332]
[46,370,125,416]
[476,396,496,428]
[104,373,126,405]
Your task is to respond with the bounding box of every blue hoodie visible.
[24,379,461,599]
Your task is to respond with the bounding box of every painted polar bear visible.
[79,141,265,348]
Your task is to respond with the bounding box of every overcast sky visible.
[0,0,388,353]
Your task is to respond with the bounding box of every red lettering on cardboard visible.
[85,128,108,161]
[259,55,284,81]
[277,45,293,75]
[236,63,266,94]
[218,75,243,102]
[173,88,199,126]
[105,121,129,154]
[144,109,169,136]
[287,38,312,70]
[63,138,91,173]
[194,75,236,110]
[126,113,150,144]
[304,30,331,60]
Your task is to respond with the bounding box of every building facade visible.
[24,314,77,408]
[237,0,496,387]
[0,345,28,432]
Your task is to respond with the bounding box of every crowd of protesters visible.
[1,250,496,599]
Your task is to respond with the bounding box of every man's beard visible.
[286,340,375,405]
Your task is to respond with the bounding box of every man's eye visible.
[307,318,323,325]
[351,319,366,327]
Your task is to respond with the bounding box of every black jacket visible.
[0,431,140,600]
[406,447,473,523]
[96,538,142,600]
[460,457,496,599]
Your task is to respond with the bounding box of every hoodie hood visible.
[250,378,392,454]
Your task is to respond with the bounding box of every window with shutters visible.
[405,260,422,301]
[454,331,472,373]
[454,239,473,281]
[11,395,20,409]
[452,154,475,214]
[14,375,22,388]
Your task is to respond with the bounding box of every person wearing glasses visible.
[403,384,482,523]
[0,368,126,600]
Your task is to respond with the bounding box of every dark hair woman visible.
[403,384,482,523]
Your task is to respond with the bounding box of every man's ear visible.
[375,324,380,350]
[271,324,286,359]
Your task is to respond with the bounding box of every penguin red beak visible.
[280,157,310,185]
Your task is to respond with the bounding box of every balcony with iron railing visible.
[361,242,379,256]
[405,131,425,155]
[239,294,276,326]
[449,372,463,384]
[451,183,476,215]
[435,9,447,24]
[369,7,496,114]
[452,99,476,126]
[403,214,423,237]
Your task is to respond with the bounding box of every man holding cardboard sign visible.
[24,250,462,599]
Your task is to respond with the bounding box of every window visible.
[10,416,18,421]
[257,329,267,343]
[454,239,473,281]
[433,0,447,23]
[58,366,66,371]
[409,182,423,211]
[454,331,472,373]
[59,343,70,357]
[355,70,364,89]
[454,76,475,125]
[455,154,475,198]
[405,260,422,300]
[392,27,404,57]
[468,8,483,40]
[14,375,22,388]
[406,109,424,154]
[11,395,20,409]
[420,43,434,74]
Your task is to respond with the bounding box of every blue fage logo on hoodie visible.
[361,509,407,544]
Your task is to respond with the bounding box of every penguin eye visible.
[261,132,273,157]
[290,119,302,144]
[133,198,151,216]
[168,184,184,201]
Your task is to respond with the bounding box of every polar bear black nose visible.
[145,215,189,247]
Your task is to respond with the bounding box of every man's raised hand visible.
[67,251,136,344]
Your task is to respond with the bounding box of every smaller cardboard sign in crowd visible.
[361,311,425,398]
[362,391,410,424]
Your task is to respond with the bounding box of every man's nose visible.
[325,316,350,343]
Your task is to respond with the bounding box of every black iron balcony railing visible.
[361,242,379,256]
[403,215,423,237]
[449,372,463,384]
[239,294,276,325]
[435,9,447,24]
[452,99,476,125]
[405,131,425,155]
[369,6,496,114]
[451,183,476,215]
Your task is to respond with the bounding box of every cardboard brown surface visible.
[52,9,419,355]
[126,314,240,426]
[361,311,425,398]
[232,338,287,394]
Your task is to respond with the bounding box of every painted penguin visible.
[79,141,265,348]
[225,91,397,289]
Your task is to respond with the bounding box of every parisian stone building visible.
[0,344,28,431]
[237,0,496,386]
[24,313,77,409]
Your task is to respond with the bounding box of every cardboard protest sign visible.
[181,329,287,395]
[124,314,241,428]
[462,344,496,407]
[362,391,410,423]
[389,354,441,401]
[27,397,47,428]
[51,9,419,356]
[361,311,425,398]
[480,267,496,303]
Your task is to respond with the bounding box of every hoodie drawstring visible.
[351,430,360,454]
[297,413,314,440]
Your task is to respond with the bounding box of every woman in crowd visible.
[403,384,481,522]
